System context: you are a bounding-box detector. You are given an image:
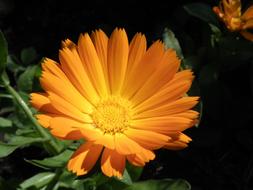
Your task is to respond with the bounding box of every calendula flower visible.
[30,28,199,178]
[213,0,253,41]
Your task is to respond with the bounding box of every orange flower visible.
[213,0,253,41]
[30,28,199,178]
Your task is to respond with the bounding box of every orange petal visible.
[164,141,189,150]
[127,148,155,166]
[91,29,109,92]
[170,110,199,120]
[115,133,145,155]
[178,133,192,143]
[242,19,253,30]
[222,0,241,17]
[40,72,93,114]
[41,58,68,81]
[36,114,87,141]
[137,148,155,162]
[48,92,92,123]
[127,154,145,167]
[78,33,108,97]
[130,49,180,106]
[240,30,253,41]
[242,5,253,20]
[131,114,196,132]
[213,6,224,20]
[134,96,199,120]
[122,41,164,99]
[94,133,115,149]
[164,132,192,150]
[30,93,59,114]
[101,148,126,178]
[36,114,53,128]
[49,116,102,141]
[59,47,99,104]
[30,93,49,110]
[61,39,76,49]
[124,128,169,150]
[122,33,146,92]
[68,142,103,176]
[107,28,129,94]
[133,70,194,114]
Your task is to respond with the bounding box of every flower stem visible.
[1,75,62,154]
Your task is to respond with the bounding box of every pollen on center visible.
[92,96,133,134]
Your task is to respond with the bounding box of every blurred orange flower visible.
[213,0,253,41]
[30,28,199,178]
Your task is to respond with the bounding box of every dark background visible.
[1,0,253,189]
[0,0,216,56]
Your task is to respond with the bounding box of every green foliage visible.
[18,172,55,190]
[125,163,143,182]
[17,65,39,92]
[0,117,12,127]
[0,142,20,158]
[0,136,47,158]
[26,149,73,169]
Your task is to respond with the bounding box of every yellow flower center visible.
[92,96,132,134]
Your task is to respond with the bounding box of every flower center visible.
[92,96,132,134]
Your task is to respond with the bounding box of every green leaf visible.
[120,169,133,185]
[26,149,73,169]
[19,172,55,190]
[163,28,184,59]
[96,173,129,190]
[72,179,96,190]
[20,47,38,65]
[57,169,77,187]
[7,112,27,129]
[125,163,143,182]
[123,179,191,190]
[0,142,19,157]
[0,117,12,128]
[98,178,129,190]
[0,136,47,158]
[17,65,38,92]
[92,172,110,187]
[16,128,36,135]
[184,3,219,26]
[95,167,140,190]
[8,136,46,145]
[0,30,8,75]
